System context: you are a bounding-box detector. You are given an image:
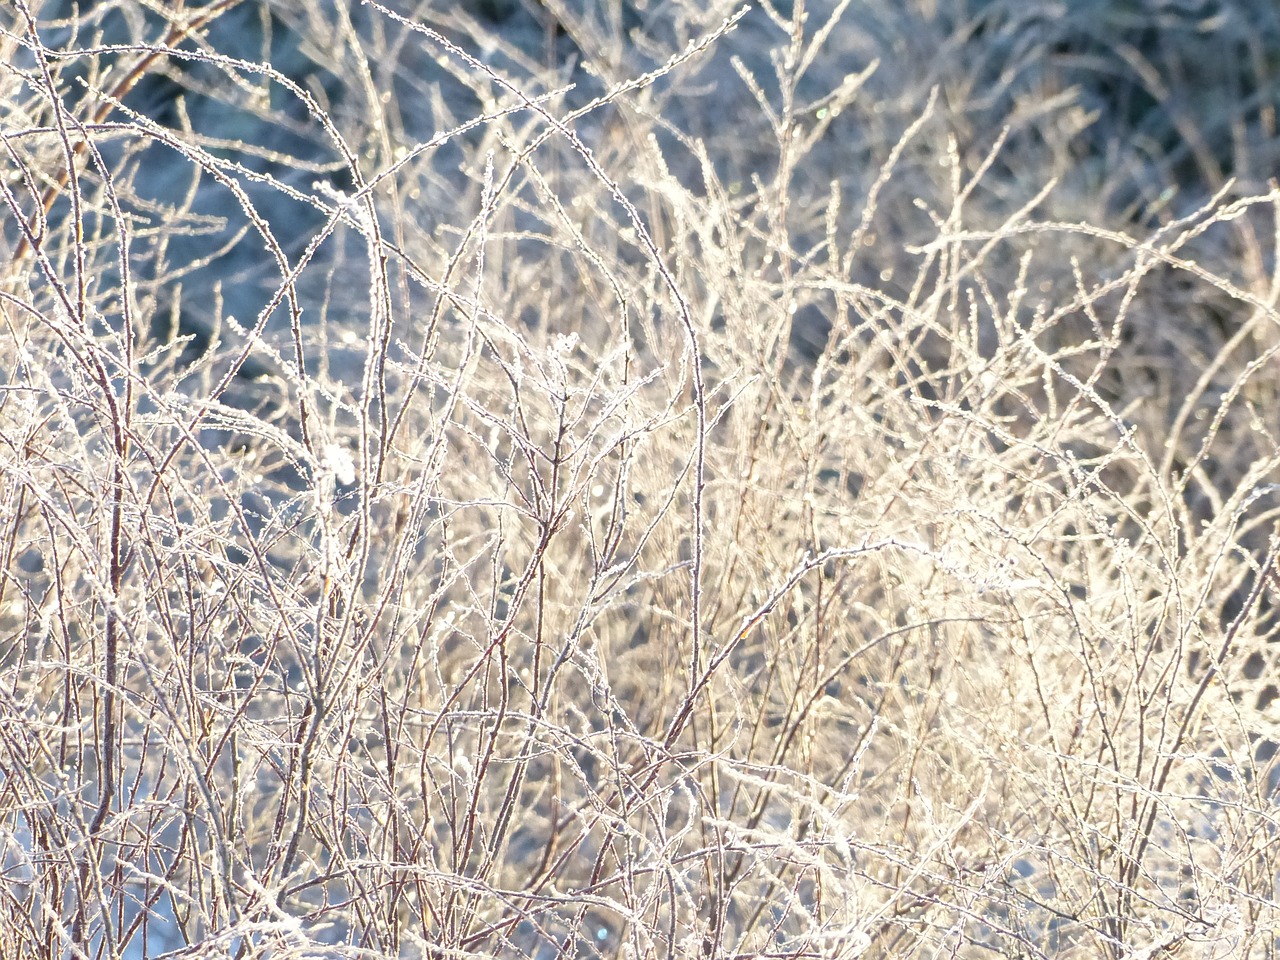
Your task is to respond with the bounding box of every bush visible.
[2,0,1280,957]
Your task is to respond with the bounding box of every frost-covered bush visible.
[3,0,1280,957]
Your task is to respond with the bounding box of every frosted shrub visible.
[2,0,1279,957]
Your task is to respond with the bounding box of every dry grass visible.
[3,0,1280,957]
